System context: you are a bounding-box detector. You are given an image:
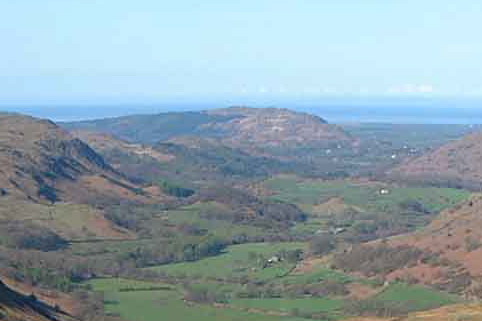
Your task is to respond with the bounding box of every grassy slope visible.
[0,199,132,241]
[375,283,458,310]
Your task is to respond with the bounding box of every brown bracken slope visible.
[0,279,75,321]
[389,132,482,189]
[387,195,482,296]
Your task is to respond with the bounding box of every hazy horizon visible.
[2,1,482,105]
[3,96,482,124]
[2,1,482,123]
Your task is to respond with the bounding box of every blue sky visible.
[1,0,482,105]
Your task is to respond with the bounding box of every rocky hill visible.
[204,107,352,147]
[389,132,482,189]
[63,107,353,148]
[0,113,158,204]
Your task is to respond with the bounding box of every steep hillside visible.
[0,279,74,321]
[0,113,157,204]
[387,195,482,282]
[63,107,352,147]
[389,132,482,189]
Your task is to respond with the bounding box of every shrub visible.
[309,234,335,256]
[464,236,482,252]
[184,286,228,304]
[344,298,414,318]
[158,180,195,198]
[333,244,424,276]
[0,222,68,251]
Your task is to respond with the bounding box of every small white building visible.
[267,256,281,264]
[379,188,390,195]
[330,227,346,235]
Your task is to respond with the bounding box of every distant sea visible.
[2,98,482,124]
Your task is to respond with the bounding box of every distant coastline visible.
[2,98,482,124]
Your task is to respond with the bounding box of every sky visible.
[1,0,482,105]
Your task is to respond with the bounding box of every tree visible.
[309,234,335,255]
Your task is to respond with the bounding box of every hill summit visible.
[204,107,351,146]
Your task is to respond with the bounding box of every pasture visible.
[147,242,307,281]
[263,176,470,214]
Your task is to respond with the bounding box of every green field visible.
[279,268,359,285]
[375,283,458,310]
[147,242,306,281]
[87,278,309,321]
[86,278,459,321]
[85,278,174,292]
[163,202,268,239]
[85,243,461,321]
[230,297,344,318]
[88,278,346,321]
[264,176,470,213]
[263,176,470,237]
[67,238,155,256]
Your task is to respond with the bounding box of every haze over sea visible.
[2,97,482,125]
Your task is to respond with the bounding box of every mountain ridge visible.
[62,107,353,147]
[0,112,160,204]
